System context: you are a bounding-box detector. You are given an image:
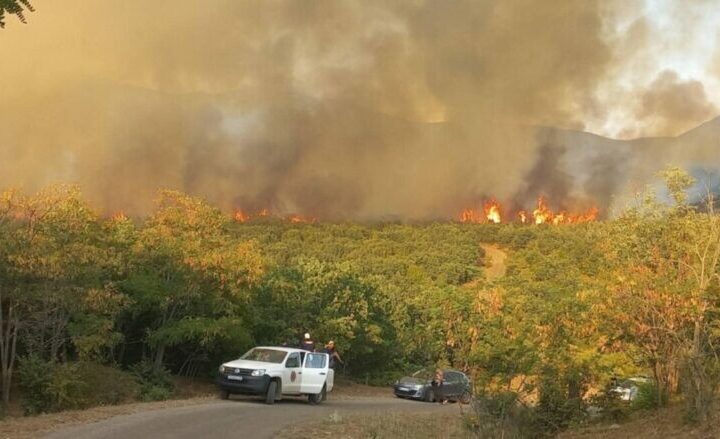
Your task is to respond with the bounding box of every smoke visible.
[626,70,717,138]
[0,1,718,219]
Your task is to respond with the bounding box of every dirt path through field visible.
[480,243,507,280]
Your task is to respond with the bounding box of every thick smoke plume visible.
[1,1,719,220]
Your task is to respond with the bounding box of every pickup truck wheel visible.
[308,393,319,405]
[308,385,325,405]
[460,391,472,404]
[219,389,230,400]
[265,380,278,405]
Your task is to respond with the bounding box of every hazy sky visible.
[589,0,720,137]
[1,1,719,218]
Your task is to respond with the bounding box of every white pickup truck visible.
[216,346,334,404]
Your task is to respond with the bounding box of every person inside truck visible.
[300,333,315,351]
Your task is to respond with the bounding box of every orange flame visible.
[459,208,483,223]
[533,197,552,225]
[287,214,316,224]
[111,211,128,221]
[460,196,598,226]
[234,209,249,223]
[484,199,502,224]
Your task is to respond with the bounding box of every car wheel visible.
[308,385,326,405]
[423,389,435,403]
[219,389,230,400]
[459,391,472,404]
[265,380,278,405]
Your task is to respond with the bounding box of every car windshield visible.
[240,348,287,364]
[411,369,433,380]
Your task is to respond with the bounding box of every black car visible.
[393,368,472,403]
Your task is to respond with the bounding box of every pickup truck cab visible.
[217,346,334,404]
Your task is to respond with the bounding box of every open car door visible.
[301,352,329,394]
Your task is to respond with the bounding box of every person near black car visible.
[431,369,448,404]
[324,340,343,369]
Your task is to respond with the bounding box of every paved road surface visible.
[43,396,456,439]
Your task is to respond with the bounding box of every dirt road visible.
[480,243,507,280]
[41,396,456,439]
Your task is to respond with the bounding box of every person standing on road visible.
[431,369,447,404]
[324,340,343,369]
[300,333,315,351]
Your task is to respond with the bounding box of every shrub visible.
[17,355,54,415]
[465,391,535,439]
[18,358,139,414]
[632,381,664,411]
[532,380,586,434]
[130,361,174,401]
[588,391,630,423]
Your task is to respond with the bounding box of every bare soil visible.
[480,243,507,280]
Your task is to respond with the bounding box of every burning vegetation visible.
[233,209,316,224]
[459,196,599,225]
[232,196,598,225]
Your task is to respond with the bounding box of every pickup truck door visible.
[282,352,302,394]
[300,352,329,394]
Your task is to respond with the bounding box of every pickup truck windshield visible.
[240,348,287,363]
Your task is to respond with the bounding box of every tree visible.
[0,185,115,406]
[604,167,720,421]
[122,190,263,373]
[0,0,33,28]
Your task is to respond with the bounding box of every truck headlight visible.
[219,365,226,373]
[251,369,266,377]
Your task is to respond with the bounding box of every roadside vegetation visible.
[1,167,720,438]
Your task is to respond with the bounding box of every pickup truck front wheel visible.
[265,380,278,405]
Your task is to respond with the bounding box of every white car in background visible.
[216,346,334,404]
[609,376,652,401]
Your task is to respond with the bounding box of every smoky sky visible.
[1,1,719,219]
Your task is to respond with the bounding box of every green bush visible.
[18,358,139,414]
[532,381,587,434]
[130,361,175,401]
[18,355,54,415]
[466,391,535,439]
[588,391,630,423]
[632,381,664,411]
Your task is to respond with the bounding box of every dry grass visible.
[559,404,720,439]
[277,412,472,439]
